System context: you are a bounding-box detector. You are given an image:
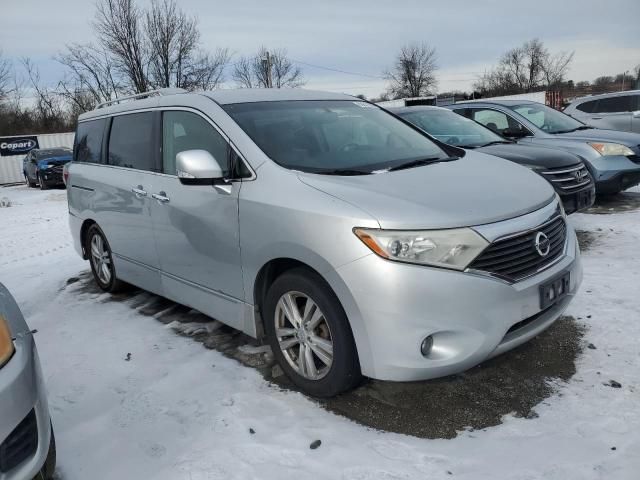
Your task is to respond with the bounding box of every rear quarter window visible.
[75,119,107,163]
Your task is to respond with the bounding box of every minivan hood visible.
[555,127,640,148]
[476,143,580,168]
[298,152,555,229]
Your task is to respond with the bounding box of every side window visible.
[75,119,107,163]
[162,111,229,176]
[576,100,597,113]
[471,109,510,132]
[594,96,633,113]
[108,112,156,171]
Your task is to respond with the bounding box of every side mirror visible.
[175,149,224,185]
[632,111,640,118]
[502,128,529,139]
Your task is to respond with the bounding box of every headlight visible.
[354,227,488,270]
[46,164,55,169]
[0,315,15,369]
[588,142,634,156]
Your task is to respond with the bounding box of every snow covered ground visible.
[0,185,638,480]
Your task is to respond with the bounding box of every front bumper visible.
[587,155,640,194]
[559,184,595,214]
[332,222,582,382]
[39,170,65,187]
[0,334,52,480]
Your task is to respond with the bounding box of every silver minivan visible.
[67,89,582,397]
[564,90,640,133]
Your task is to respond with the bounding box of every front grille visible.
[50,165,64,175]
[469,216,566,282]
[540,163,592,192]
[0,409,38,473]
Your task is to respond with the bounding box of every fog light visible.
[420,335,434,357]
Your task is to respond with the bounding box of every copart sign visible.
[0,136,39,156]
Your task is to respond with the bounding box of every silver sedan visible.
[0,282,55,479]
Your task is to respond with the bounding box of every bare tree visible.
[232,56,255,88]
[56,43,120,110]
[0,50,11,101]
[145,0,197,88]
[59,0,229,99]
[94,0,149,93]
[474,39,574,96]
[542,50,574,87]
[21,58,69,131]
[384,42,438,99]
[181,49,230,90]
[232,47,304,88]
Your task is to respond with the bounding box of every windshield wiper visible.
[316,168,371,176]
[552,125,593,134]
[479,140,512,147]
[387,156,457,172]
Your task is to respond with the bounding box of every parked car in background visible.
[390,105,595,214]
[449,100,640,194]
[23,148,73,190]
[0,282,56,479]
[68,88,581,397]
[563,90,640,133]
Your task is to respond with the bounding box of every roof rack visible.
[96,88,187,109]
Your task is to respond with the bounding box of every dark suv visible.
[391,106,595,213]
[23,148,72,189]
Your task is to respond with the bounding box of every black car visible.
[23,148,73,189]
[391,106,595,214]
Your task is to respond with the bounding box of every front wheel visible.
[85,225,125,293]
[37,173,48,190]
[25,174,36,188]
[264,268,361,397]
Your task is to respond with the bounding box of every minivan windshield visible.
[507,103,587,134]
[223,100,452,174]
[399,109,507,148]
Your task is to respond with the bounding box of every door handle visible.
[152,191,170,203]
[591,117,602,120]
[131,186,147,197]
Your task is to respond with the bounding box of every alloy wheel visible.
[90,233,112,285]
[275,291,333,380]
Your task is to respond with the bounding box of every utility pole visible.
[621,70,628,91]
[261,51,273,88]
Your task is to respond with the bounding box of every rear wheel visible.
[264,268,361,397]
[86,224,125,293]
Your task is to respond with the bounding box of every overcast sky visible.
[1,0,639,98]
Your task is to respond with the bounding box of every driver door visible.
[466,108,532,143]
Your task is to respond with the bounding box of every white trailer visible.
[0,132,75,185]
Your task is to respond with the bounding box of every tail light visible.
[63,165,69,186]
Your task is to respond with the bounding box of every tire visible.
[39,426,56,479]
[85,224,125,293]
[37,173,48,190]
[25,174,36,188]
[263,267,361,397]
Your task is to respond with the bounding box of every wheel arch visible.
[79,219,97,259]
[250,255,372,375]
